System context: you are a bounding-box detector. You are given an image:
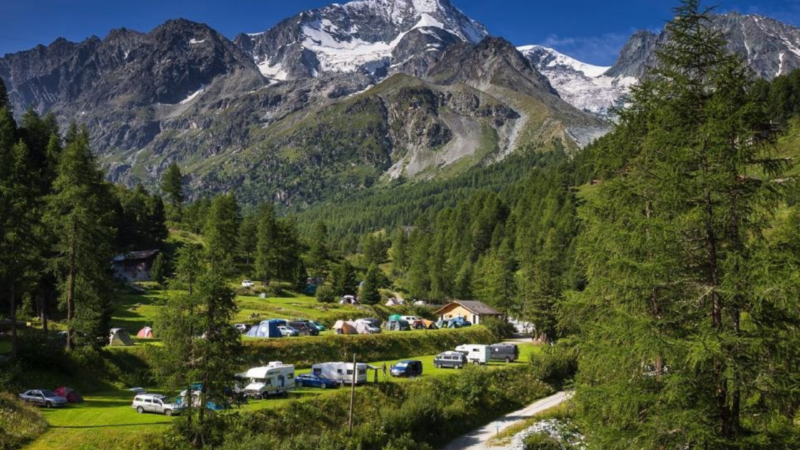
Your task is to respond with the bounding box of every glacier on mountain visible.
[518,45,635,117]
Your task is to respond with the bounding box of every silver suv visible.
[132,394,183,416]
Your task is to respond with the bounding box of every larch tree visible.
[46,125,116,350]
[307,221,330,278]
[161,162,184,220]
[563,1,800,448]
[203,193,240,275]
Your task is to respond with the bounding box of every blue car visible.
[295,373,340,389]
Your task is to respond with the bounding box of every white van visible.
[235,361,296,398]
[455,344,491,365]
[311,362,369,385]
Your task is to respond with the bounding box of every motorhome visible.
[455,344,491,365]
[311,362,369,385]
[235,362,296,398]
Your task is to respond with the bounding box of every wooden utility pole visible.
[348,353,357,436]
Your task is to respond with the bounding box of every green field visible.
[23,342,540,450]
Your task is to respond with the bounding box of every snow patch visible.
[778,52,786,77]
[180,88,204,105]
[189,38,205,44]
[258,60,289,81]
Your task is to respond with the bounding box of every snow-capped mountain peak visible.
[236,0,488,81]
[518,45,610,77]
[518,45,634,117]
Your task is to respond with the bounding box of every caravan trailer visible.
[311,362,369,385]
[236,362,296,399]
[455,344,491,365]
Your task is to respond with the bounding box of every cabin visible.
[112,250,160,283]
[434,300,503,325]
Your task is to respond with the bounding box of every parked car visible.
[489,343,520,363]
[289,321,320,336]
[132,394,184,416]
[234,324,250,334]
[433,351,467,369]
[278,325,300,337]
[358,318,382,328]
[295,373,341,389]
[18,390,68,408]
[390,360,423,378]
[400,316,419,323]
[310,320,326,332]
[241,280,256,288]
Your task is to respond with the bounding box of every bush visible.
[482,317,517,340]
[242,326,496,368]
[529,344,577,390]
[0,392,48,450]
[315,285,335,303]
[184,365,553,450]
[523,433,562,450]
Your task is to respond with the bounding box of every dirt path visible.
[441,391,571,450]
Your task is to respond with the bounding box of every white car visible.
[278,325,299,337]
[132,394,183,416]
[241,280,256,288]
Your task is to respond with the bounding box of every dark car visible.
[289,321,320,336]
[384,320,411,332]
[390,360,423,378]
[489,343,520,363]
[295,373,341,389]
[433,351,467,369]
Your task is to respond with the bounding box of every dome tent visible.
[109,328,134,346]
[54,386,84,403]
[136,327,154,338]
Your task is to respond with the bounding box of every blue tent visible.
[246,320,283,338]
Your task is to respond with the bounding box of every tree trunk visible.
[66,223,77,351]
[10,283,18,359]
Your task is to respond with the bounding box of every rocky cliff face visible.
[605,13,800,80]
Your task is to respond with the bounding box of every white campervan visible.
[455,344,491,365]
[311,362,369,385]
[236,361,296,398]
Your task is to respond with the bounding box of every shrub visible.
[315,285,335,303]
[482,317,516,340]
[529,344,577,390]
[0,392,48,450]
[523,432,562,450]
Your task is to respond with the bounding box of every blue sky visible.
[2,0,799,65]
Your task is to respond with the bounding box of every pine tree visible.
[307,221,329,278]
[407,215,432,298]
[150,253,169,286]
[46,125,116,349]
[0,140,41,359]
[563,2,800,447]
[255,203,280,286]
[162,162,184,220]
[360,264,383,305]
[390,227,409,275]
[331,261,359,297]
[203,194,240,275]
[237,215,258,273]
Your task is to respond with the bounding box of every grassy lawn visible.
[24,342,541,450]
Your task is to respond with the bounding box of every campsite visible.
[18,337,541,450]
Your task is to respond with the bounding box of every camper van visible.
[236,362,296,399]
[455,344,491,365]
[489,343,520,363]
[311,362,369,385]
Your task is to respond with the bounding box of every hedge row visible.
[0,392,48,450]
[146,364,554,450]
[242,326,496,368]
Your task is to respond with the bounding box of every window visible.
[144,399,152,404]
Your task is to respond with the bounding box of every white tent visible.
[109,328,134,346]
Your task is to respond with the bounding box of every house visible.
[434,300,503,325]
[112,250,160,282]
